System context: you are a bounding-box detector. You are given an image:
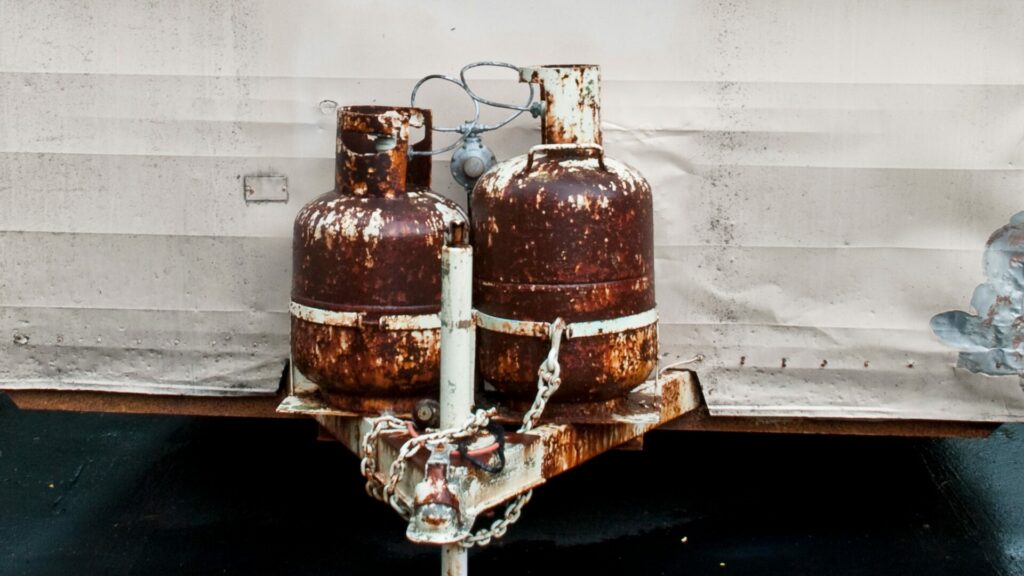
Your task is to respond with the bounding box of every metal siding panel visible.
[2,306,287,396]
[0,153,326,238]
[1,0,1023,416]
[1,232,290,311]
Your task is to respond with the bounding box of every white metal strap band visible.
[289,301,441,330]
[473,308,657,340]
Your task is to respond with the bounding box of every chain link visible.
[519,317,566,434]
[360,415,409,504]
[360,409,496,520]
[459,490,533,547]
[459,317,567,548]
[358,317,568,546]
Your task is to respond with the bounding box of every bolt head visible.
[413,398,441,430]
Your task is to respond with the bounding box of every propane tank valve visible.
[462,156,485,179]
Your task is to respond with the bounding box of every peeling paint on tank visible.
[519,65,602,146]
[558,158,602,171]
[362,209,385,242]
[479,155,528,198]
[429,199,467,228]
[471,65,657,403]
[337,209,363,241]
[292,106,462,409]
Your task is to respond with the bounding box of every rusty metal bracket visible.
[277,371,700,531]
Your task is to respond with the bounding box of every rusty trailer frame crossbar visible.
[278,370,701,527]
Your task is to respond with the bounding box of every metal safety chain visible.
[360,415,407,502]
[457,317,567,548]
[458,490,532,547]
[360,408,497,520]
[361,310,660,547]
[458,310,659,547]
[358,316,570,546]
[518,318,567,433]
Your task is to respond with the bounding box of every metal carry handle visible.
[407,109,434,189]
[521,143,607,175]
[340,105,425,140]
[337,106,424,197]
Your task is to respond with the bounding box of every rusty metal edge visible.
[313,371,702,519]
[3,385,999,437]
[662,407,997,438]
[4,390,296,419]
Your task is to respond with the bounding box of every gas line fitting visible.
[410,61,544,191]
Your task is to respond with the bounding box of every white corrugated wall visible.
[2,1,1023,419]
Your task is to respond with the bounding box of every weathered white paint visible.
[440,242,475,429]
[442,546,467,576]
[289,302,363,328]
[473,309,658,340]
[519,65,601,144]
[438,240,473,576]
[1,0,1023,419]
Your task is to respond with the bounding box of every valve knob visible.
[462,155,486,179]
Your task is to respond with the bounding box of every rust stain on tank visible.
[292,318,440,395]
[292,106,465,409]
[472,65,656,403]
[520,65,603,146]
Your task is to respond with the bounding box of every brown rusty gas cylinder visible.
[291,106,464,411]
[471,65,657,403]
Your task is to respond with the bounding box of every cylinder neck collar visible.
[336,106,425,198]
[519,65,602,146]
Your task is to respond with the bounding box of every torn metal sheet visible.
[931,212,1024,376]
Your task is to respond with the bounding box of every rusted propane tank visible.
[471,65,657,403]
[291,106,465,412]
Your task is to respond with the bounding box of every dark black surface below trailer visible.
[0,392,1021,576]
